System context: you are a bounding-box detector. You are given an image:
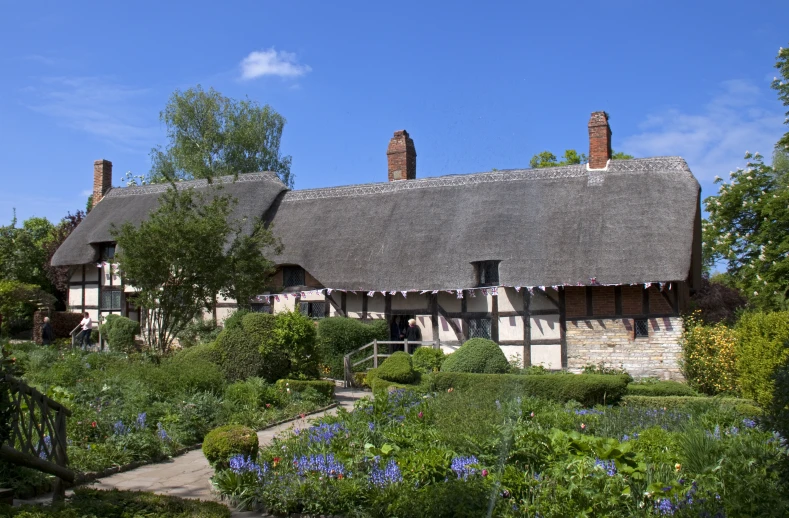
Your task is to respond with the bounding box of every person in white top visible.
[79,312,93,349]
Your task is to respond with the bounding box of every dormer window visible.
[475,260,500,287]
[101,243,116,261]
[283,266,305,287]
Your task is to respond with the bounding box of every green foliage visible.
[101,315,140,353]
[431,372,629,406]
[178,317,221,348]
[112,186,278,352]
[222,309,250,331]
[240,311,276,340]
[171,341,222,366]
[626,380,698,397]
[276,379,335,402]
[0,280,55,336]
[440,338,509,374]
[529,149,633,168]
[619,395,760,416]
[270,310,319,379]
[773,44,789,153]
[735,310,789,406]
[680,311,740,395]
[215,327,265,382]
[202,424,259,469]
[412,347,445,374]
[241,312,290,382]
[6,488,231,517]
[316,317,388,378]
[149,85,293,187]
[581,362,632,380]
[377,351,417,383]
[0,212,56,295]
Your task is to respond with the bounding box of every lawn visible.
[211,382,788,517]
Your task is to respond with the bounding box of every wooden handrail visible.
[343,339,436,387]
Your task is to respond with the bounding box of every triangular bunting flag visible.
[491,287,499,296]
[431,290,439,294]
[400,291,408,297]
[275,295,280,302]
[327,288,333,295]
[515,286,522,292]
[367,291,375,297]
[469,290,476,297]
[456,290,463,299]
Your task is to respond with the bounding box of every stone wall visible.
[566,316,683,380]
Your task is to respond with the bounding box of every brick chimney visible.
[387,130,416,181]
[93,159,113,205]
[588,111,612,169]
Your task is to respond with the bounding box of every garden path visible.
[17,387,370,517]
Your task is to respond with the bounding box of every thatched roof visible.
[51,173,287,266]
[53,158,701,291]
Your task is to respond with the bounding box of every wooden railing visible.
[343,340,436,387]
[1,374,75,501]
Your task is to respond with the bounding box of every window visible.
[283,266,305,287]
[634,319,649,338]
[475,261,500,286]
[300,301,326,318]
[101,289,122,311]
[467,318,492,339]
[101,243,116,261]
[250,303,273,314]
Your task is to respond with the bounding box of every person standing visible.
[41,316,55,346]
[405,318,422,344]
[79,312,92,349]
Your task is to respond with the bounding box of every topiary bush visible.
[735,310,789,407]
[171,341,222,367]
[214,327,265,382]
[242,312,290,382]
[377,351,416,383]
[440,338,509,374]
[202,424,259,469]
[626,380,698,397]
[412,347,445,374]
[105,316,140,353]
[271,311,320,379]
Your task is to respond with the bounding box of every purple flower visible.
[293,453,346,478]
[229,454,267,479]
[368,422,375,431]
[156,422,170,442]
[135,412,147,430]
[742,418,757,429]
[451,456,480,480]
[369,459,402,487]
[594,458,616,476]
[113,420,130,436]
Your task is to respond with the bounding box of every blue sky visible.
[1,0,788,224]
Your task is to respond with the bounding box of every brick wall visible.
[621,286,643,315]
[649,286,674,313]
[387,130,416,181]
[93,159,112,205]
[566,316,683,380]
[565,287,586,317]
[588,112,612,169]
[592,287,615,316]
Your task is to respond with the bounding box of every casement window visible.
[101,289,122,311]
[634,319,649,338]
[467,318,492,339]
[250,303,273,314]
[283,266,305,287]
[475,261,500,287]
[299,301,326,319]
[101,243,116,261]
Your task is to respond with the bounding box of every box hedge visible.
[619,395,761,417]
[275,379,335,400]
[377,351,417,383]
[214,327,266,382]
[626,380,698,397]
[440,338,509,374]
[104,316,140,353]
[430,372,629,406]
[316,317,389,378]
[735,310,789,407]
[412,347,445,373]
[202,424,259,469]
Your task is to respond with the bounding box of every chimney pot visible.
[93,159,113,205]
[588,111,612,169]
[387,130,416,181]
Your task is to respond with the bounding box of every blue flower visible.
[369,459,402,487]
[156,422,170,442]
[228,454,267,479]
[293,453,346,478]
[135,412,147,430]
[450,455,480,480]
[113,420,130,436]
[742,418,757,429]
[368,422,375,431]
[594,458,616,476]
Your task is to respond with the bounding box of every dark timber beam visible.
[559,287,568,369]
[523,289,532,367]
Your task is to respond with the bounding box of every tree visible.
[773,44,789,152]
[148,86,293,187]
[112,186,279,352]
[0,212,55,291]
[42,210,85,307]
[529,149,633,168]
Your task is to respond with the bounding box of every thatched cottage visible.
[52,112,701,379]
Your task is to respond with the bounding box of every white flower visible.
[754,291,759,296]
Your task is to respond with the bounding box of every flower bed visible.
[212,386,789,517]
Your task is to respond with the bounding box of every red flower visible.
[91,421,97,428]
[265,403,271,408]
[417,411,423,419]
[482,469,489,477]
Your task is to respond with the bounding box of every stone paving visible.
[17,387,370,517]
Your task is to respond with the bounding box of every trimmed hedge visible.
[412,347,445,373]
[172,342,223,366]
[215,327,265,382]
[222,309,251,331]
[202,424,259,469]
[626,380,698,397]
[620,395,761,416]
[316,317,389,378]
[276,379,335,400]
[241,312,290,381]
[377,351,416,383]
[735,310,789,407]
[105,316,140,353]
[33,311,82,344]
[430,372,629,406]
[440,338,509,374]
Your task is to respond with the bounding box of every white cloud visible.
[23,76,158,150]
[239,48,311,80]
[621,79,785,187]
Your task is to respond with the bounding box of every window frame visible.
[282,266,306,288]
[299,301,326,319]
[467,317,492,340]
[100,243,116,262]
[100,288,122,311]
[474,260,500,287]
[634,318,649,339]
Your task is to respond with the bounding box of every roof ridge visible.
[104,171,284,198]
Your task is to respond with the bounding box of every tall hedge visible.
[441,338,509,374]
[316,317,388,378]
[215,327,266,382]
[735,311,789,407]
[241,312,289,382]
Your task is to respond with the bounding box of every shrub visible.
[222,309,251,331]
[157,359,225,395]
[105,316,140,353]
[430,372,629,406]
[224,378,276,409]
[763,363,789,455]
[619,395,761,416]
[178,318,221,348]
[440,338,509,374]
[275,379,335,401]
[271,311,319,379]
[242,312,290,381]
[412,347,445,373]
[680,311,739,395]
[626,380,698,397]
[202,424,258,469]
[214,327,265,382]
[735,310,789,407]
[316,317,388,378]
[241,312,277,342]
[377,351,416,383]
[171,342,222,367]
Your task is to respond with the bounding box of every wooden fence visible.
[343,340,436,387]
